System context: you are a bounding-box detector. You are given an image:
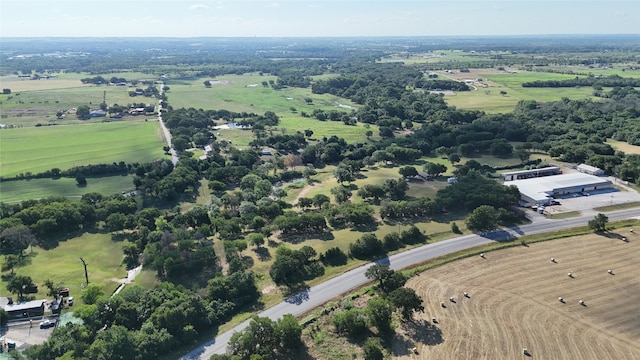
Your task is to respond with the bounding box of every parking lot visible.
[543,178,640,215]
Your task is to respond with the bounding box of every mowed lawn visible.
[0,175,135,202]
[0,121,168,178]
[0,232,128,302]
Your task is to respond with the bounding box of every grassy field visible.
[0,232,128,303]
[606,139,640,155]
[0,120,168,178]
[0,74,159,127]
[442,69,599,113]
[0,175,135,202]
[166,74,376,144]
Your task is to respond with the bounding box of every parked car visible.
[68,297,74,306]
[39,320,55,329]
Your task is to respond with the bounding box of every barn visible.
[509,173,612,206]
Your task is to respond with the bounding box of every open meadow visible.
[167,74,376,143]
[0,120,168,178]
[0,175,135,202]
[397,230,640,359]
[0,232,129,302]
[440,69,600,113]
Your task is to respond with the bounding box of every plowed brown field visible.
[395,230,640,360]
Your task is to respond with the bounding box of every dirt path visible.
[395,231,640,359]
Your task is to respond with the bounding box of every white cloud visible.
[189,4,209,11]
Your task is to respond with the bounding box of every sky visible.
[1,0,638,38]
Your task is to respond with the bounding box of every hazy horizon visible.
[2,1,639,38]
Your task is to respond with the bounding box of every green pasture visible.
[167,74,360,114]
[445,71,599,113]
[0,232,127,303]
[0,121,168,178]
[0,175,134,202]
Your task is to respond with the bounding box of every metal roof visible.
[509,173,611,200]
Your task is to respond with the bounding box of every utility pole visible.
[79,257,89,285]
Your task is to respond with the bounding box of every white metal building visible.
[502,166,562,181]
[577,163,605,176]
[509,173,612,206]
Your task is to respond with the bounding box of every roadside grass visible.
[0,232,127,303]
[0,121,168,178]
[547,211,581,219]
[0,175,135,202]
[593,201,640,212]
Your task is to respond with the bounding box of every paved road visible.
[180,207,640,359]
[157,82,178,165]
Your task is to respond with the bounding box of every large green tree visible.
[588,213,609,232]
[465,205,499,233]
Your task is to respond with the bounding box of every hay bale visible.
[480,253,485,259]
[567,272,573,278]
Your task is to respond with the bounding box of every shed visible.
[577,164,605,176]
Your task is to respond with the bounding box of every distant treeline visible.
[522,74,640,88]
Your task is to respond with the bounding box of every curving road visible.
[180,207,640,359]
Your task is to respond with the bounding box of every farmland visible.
[396,231,640,359]
[0,121,168,178]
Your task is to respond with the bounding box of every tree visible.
[1,255,20,274]
[363,338,384,360]
[81,283,105,305]
[204,80,212,88]
[275,314,302,350]
[365,264,393,290]
[424,162,447,177]
[448,153,461,165]
[7,275,36,300]
[366,297,393,332]
[399,166,418,179]
[388,287,424,321]
[588,213,609,232]
[332,308,366,336]
[333,166,355,185]
[248,233,265,248]
[2,88,11,94]
[1,225,34,255]
[76,175,87,186]
[43,279,64,297]
[331,186,352,204]
[304,129,313,138]
[76,105,90,119]
[465,205,499,233]
[284,153,302,170]
[304,97,313,104]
